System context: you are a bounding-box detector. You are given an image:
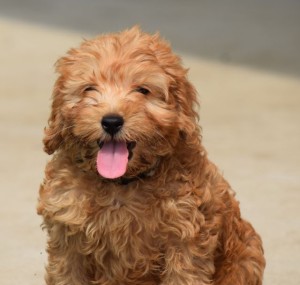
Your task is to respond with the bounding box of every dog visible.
[38,27,265,285]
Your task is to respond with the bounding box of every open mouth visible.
[96,140,136,179]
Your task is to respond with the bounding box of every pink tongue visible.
[97,141,128,179]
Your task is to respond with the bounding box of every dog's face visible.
[44,27,198,179]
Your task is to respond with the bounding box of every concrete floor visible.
[0,2,300,284]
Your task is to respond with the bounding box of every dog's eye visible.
[135,87,150,95]
[84,86,98,92]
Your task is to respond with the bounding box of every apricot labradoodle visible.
[38,27,265,285]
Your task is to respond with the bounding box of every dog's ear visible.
[43,77,65,155]
[150,35,199,136]
[171,75,199,137]
[43,44,94,154]
[44,49,80,155]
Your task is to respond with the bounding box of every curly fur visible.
[38,27,265,285]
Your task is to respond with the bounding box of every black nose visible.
[101,115,124,136]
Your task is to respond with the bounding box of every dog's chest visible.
[85,190,167,279]
[83,185,203,281]
[92,191,162,246]
[88,186,200,245]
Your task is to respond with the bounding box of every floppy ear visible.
[43,77,65,155]
[150,34,199,135]
[43,48,81,155]
[43,44,93,154]
[171,75,199,136]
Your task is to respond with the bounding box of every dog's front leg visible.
[44,223,91,285]
[161,244,214,285]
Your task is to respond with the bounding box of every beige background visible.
[0,1,299,284]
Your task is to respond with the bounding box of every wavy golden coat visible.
[38,27,265,285]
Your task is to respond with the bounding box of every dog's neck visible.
[104,159,160,185]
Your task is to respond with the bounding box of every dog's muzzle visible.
[96,112,136,179]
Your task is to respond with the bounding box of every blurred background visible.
[0,1,299,284]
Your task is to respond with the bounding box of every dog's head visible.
[44,27,199,179]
